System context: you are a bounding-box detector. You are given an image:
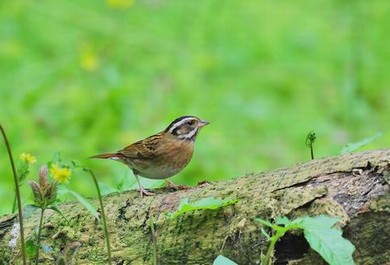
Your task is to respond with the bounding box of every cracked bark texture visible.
[0,149,389,264]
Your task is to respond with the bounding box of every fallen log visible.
[0,149,389,264]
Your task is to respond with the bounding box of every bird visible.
[90,115,209,197]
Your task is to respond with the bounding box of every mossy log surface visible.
[1,149,389,264]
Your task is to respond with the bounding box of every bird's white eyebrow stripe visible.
[168,117,194,133]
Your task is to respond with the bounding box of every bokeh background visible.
[1,0,389,215]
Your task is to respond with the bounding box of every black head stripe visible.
[165,116,195,132]
[171,127,180,136]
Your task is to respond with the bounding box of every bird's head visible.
[165,116,209,141]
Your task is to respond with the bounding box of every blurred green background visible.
[1,0,389,215]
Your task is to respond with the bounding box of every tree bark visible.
[1,149,389,264]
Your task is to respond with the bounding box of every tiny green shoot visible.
[305,131,316,160]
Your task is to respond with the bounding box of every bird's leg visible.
[134,174,153,197]
[165,180,189,191]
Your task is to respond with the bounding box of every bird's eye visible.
[187,120,195,126]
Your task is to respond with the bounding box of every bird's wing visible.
[118,132,165,159]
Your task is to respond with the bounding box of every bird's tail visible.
[89,153,125,160]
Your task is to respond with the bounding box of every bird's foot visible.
[137,186,154,198]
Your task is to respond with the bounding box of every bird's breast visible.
[133,140,194,179]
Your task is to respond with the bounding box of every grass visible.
[0,0,389,215]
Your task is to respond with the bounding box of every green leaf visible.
[56,184,69,198]
[168,197,239,219]
[260,227,271,239]
[48,206,71,225]
[274,216,291,226]
[213,255,238,265]
[17,162,30,183]
[341,132,382,154]
[255,217,281,231]
[305,131,316,147]
[67,190,99,221]
[25,239,37,258]
[297,215,355,265]
[23,204,38,219]
[98,181,118,195]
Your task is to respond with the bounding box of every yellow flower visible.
[50,164,71,183]
[80,50,99,72]
[20,153,37,164]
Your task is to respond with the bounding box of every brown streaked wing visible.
[118,132,165,159]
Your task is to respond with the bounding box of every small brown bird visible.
[90,116,209,197]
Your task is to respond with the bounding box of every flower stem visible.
[86,169,112,265]
[0,124,27,265]
[35,208,45,265]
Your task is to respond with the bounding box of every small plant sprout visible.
[305,131,316,160]
[257,215,355,265]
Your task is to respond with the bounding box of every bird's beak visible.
[199,119,210,128]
